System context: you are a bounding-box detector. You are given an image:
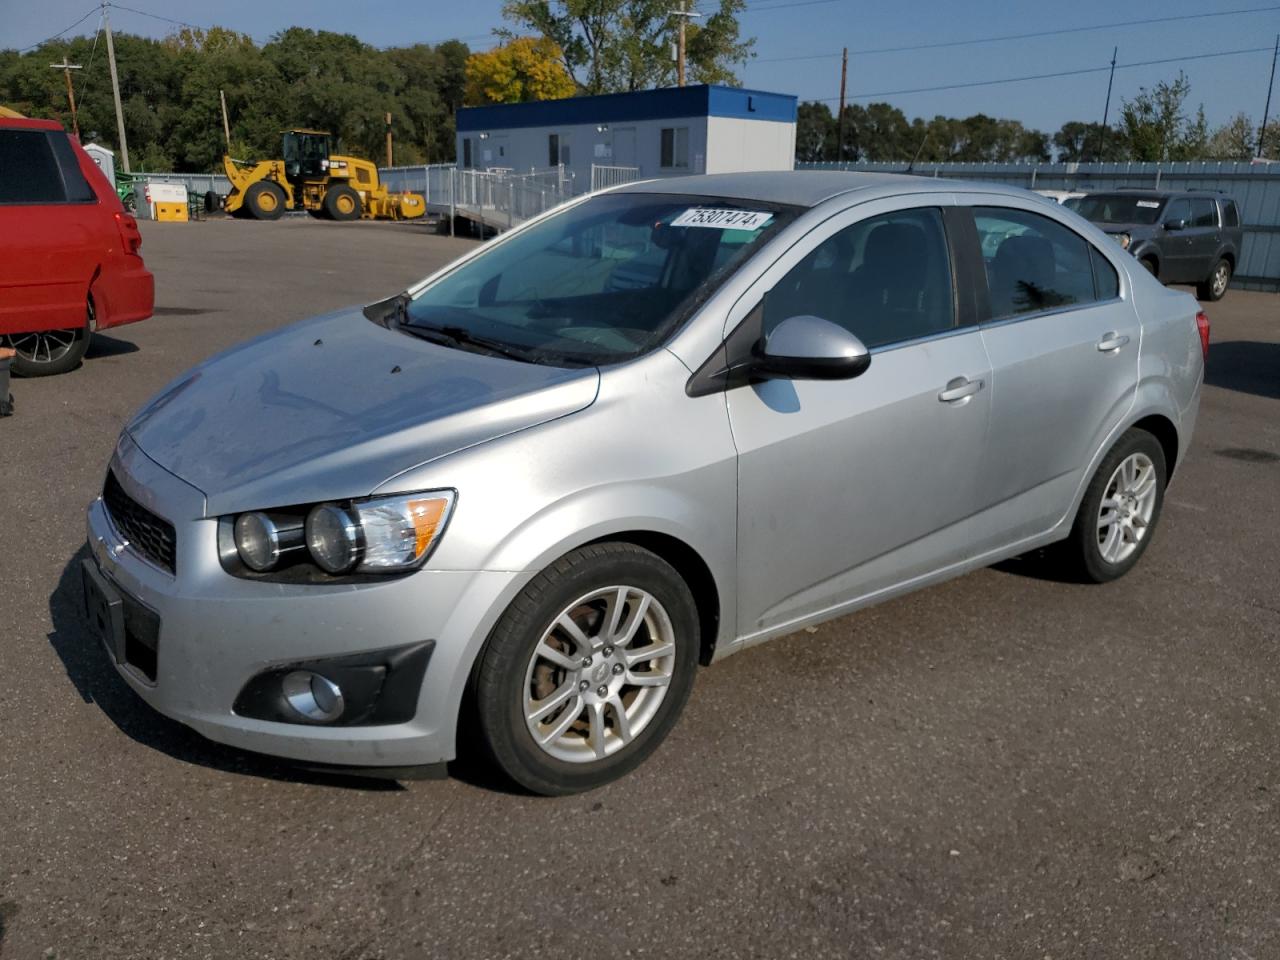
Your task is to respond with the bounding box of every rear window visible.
[1222,200,1240,227]
[0,130,66,204]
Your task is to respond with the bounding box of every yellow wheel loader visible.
[222,130,425,222]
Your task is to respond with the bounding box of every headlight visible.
[1115,233,1131,250]
[225,490,455,578]
[306,503,362,574]
[234,512,281,571]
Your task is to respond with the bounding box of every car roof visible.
[0,117,63,131]
[616,170,1037,209]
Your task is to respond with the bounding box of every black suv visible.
[1073,189,1242,301]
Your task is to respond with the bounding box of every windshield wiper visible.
[401,322,534,364]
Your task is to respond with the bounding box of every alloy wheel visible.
[4,328,78,366]
[523,585,676,763]
[1212,263,1229,298]
[1096,452,1158,565]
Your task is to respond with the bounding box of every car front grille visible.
[103,470,177,574]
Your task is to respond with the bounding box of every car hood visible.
[126,308,600,517]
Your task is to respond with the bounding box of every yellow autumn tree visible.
[464,37,577,105]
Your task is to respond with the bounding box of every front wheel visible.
[473,543,699,795]
[1059,428,1167,583]
[1197,258,1231,302]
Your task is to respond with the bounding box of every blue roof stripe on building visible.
[456,84,797,133]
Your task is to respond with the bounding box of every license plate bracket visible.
[81,558,125,663]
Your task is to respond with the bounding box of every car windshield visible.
[403,192,796,367]
[1074,194,1166,225]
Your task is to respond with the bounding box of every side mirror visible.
[1164,218,1187,231]
[754,315,871,381]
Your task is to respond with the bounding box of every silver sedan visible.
[83,172,1206,794]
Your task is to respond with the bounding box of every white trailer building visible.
[455,84,797,193]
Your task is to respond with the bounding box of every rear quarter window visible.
[48,132,96,202]
[0,130,67,204]
[1222,200,1240,227]
[1090,246,1120,300]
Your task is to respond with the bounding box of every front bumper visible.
[84,435,525,769]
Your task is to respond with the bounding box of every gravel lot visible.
[1,217,1278,959]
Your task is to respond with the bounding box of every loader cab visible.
[282,130,332,181]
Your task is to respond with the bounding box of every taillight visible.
[1195,310,1210,361]
[114,211,143,255]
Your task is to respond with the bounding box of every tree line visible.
[0,0,752,174]
[799,74,1280,165]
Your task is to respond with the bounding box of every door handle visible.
[1096,332,1131,352]
[938,376,984,403]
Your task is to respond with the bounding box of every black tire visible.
[203,189,219,213]
[244,181,286,221]
[5,301,91,377]
[473,543,699,796]
[1197,258,1231,302]
[306,208,328,219]
[1140,256,1158,279]
[323,183,362,221]
[1059,428,1167,584]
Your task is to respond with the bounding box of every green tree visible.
[500,0,752,94]
[795,100,834,161]
[1118,72,1207,162]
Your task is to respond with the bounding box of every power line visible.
[76,15,105,105]
[803,44,1276,102]
[754,3,1280,63]
[16,5,99,52]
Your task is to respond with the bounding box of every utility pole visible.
[1094,46,1118,163]
[385,111,393,167]
[670,2,701,87]
[219,89,231,152]
[50,59,82,140]
[103,0,130,172]
[1259,34,1279,159]
[837,47,848,163]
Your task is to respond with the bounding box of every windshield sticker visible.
[670,208,774,230]
[1136,200,1162,208]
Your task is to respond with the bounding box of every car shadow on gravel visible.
[47,547,403,792]
[1204,341,1280,400]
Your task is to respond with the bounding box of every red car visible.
[0,117,153,376]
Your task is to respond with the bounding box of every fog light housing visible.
[281,670,345,723]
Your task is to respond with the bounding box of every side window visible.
[1163,198,1191,226]
[1221,200,1240,227]
[1090,246,1120,301]
[762,207,955,349]
[660,127,689,169]
[1191,197,1218,228]
[973,207,1095,319]
[48,132,95,202]
[0,130,67,204]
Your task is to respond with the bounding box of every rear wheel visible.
[1140,256,1158,279]
[323,184,362,221]
[5,300,92,377]
[1197,258,1230,302]
[244,181,286,221]
[1059,428,1166,583]
[473,543,699,795]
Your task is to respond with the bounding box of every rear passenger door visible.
[963,203,1139,542]
[1186,197,1221,282]
[0,128,98,337]
[1158,198,1194,282]
[727,198,995,637]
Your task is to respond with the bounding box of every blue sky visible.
[11,0,1280,134]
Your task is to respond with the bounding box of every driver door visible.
[726,197,994,638]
